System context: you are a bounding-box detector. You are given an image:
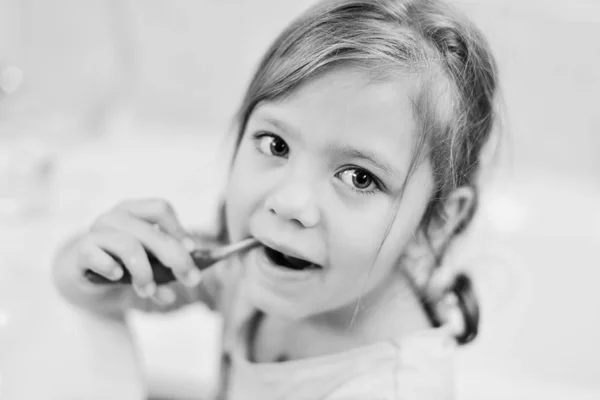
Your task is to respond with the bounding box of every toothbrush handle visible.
[84,251,179,285]
[84,238,258,285]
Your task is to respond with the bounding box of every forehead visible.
[251,67,420,162]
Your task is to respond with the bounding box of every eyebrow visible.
[254,113,302,141]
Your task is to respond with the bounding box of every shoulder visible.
[326,328,457,400]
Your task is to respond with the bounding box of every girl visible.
[52,0,499,398]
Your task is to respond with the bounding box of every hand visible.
[70,198,202,302]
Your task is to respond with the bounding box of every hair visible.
[217,0,499,341]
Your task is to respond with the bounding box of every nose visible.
[264,182,320,228]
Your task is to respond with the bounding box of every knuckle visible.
[161,231,181,246]
[156,250,181,271]
[113,198,138,212]
[168,255,191,271]
[77,234,95,249]
[152,198,174,216]
[163,240,191,269]
[76,239,96,264]
[114,235,143,257]
[91,211,118,230]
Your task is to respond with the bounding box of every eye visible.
[255,133,289,157]
[337,168,379,193]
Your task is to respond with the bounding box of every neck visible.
[305,267,431,345]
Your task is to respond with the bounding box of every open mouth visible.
[263,246,321,271]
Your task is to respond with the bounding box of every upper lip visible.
[253,234,321,267]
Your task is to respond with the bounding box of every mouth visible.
[262,245,322,271]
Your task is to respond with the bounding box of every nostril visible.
[291,218,303,227]
[265,194,319,228]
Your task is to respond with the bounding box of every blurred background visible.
[0,0,598,399]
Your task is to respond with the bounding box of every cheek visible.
[225,152,252,238]
[375,173,435,263]
[225,142,267,238]
[328,197,398,272]
[329,171,434,277]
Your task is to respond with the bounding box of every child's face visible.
[225,67,435,319]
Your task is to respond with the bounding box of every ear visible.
[399,186,476,287]
[427,186,476,256]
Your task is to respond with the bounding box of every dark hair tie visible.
[451,273,479,344]
[419,272,480,345]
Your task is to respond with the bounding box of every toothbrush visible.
[84,237,259,285]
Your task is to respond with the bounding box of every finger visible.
[93,211,200,287]
[150,223,197,252]
[113,198,190,240]
[77,240,124,281]
[150,285,177,306]
[85,231,157,298]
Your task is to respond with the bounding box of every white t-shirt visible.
[210,262,457,400]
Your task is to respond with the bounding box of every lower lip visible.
[251,247,321,282]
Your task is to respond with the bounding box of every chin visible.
[246,283,322,320]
